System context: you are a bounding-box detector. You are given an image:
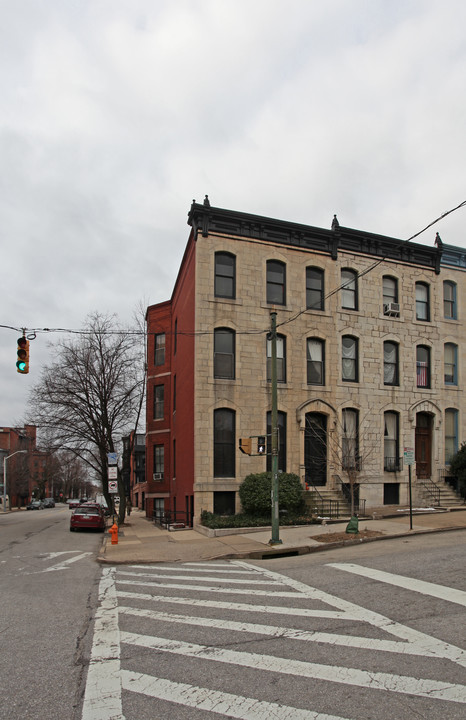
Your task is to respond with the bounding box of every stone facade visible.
[148,200,465,520]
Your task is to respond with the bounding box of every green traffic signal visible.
[16,337,29,374]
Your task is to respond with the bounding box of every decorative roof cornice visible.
[187,200,442,274]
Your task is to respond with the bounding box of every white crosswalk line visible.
[117,569,284,584]
[120,631,466,704]
[120,670,355,720]
[328,563,466,606]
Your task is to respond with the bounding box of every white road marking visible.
[81,567,123,720]
[115,589,357,620]
[44,552,92,572]
[117,569,283,585]
[120,670,355,720]
[116,578,301,597]
[121,632,466,704]
[234,561,466,667]
[117,604,465,660]
[128,563,258,575]
[328,563,466,606]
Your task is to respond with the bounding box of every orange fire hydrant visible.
[109,522,119,545]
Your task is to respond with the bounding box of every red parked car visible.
[70,507,105,532]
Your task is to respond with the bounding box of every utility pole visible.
[269,312,282,545]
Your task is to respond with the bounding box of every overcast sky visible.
[1,0,466,428]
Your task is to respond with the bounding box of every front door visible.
[305,412,327,486]
[415,412,432,478]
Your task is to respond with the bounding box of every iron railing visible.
[418,477,441,505]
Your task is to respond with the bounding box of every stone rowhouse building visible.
[144,198,465,523]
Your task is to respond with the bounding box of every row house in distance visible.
[144,198,465,524]
[0,424,50,507]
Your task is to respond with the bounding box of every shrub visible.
[239,472,304,516]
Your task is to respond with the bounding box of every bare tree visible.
[305,409,378,516]
[27,313,145,523]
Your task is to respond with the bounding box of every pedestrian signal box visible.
[257,436,266,454]
[239,438,252,455]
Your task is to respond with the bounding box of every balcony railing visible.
[384,456,403,472]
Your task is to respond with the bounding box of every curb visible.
[96,523,466,565]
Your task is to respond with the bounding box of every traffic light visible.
[257,436,266,454]
[16,336,29,374]
[239,438,252,455]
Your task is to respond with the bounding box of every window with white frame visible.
[342,335,358,382]
[384,412,400,471]
[307,338,325,385]
[444,343,457,385]
[384,341,399,385]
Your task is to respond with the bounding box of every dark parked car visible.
[27,500,44,510]
[70,507,105,532]
[43,498,55,508]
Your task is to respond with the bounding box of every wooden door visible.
[415,413,432,478]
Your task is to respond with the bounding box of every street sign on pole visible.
[108,480,118,494]
[107,452,118,465]
[404,447,415,465]
[108,466,118,479]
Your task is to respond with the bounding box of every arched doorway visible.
[305,412,327,486]
[415,412,432,478]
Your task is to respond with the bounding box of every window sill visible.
[210,297,243,306]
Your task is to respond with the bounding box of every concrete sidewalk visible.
[98,507,466,564]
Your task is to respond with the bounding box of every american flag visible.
[417,361,428,387]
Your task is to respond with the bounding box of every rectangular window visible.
[154,333,165,366]
[214,328,235,379]
[444,281,457,319]
[213,491,236,516]
[306,267,324,310]
[445,409,458,464]
[266,261,286,305]
[341,269,357,310]
[215,253,236,299]
[342,409,359,470]
[342,336,358,382]
[444,344,457,385]
[153,445,164,478]
[415,283,430,321]
[416,346,430,388]
[384,342,399,385]
[307,338,325,385]
[267,335,286,382]
[154,384,164,420]
[384,412,400,471]
[214,409,235,477]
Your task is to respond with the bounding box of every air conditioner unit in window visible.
[153,472,164,481]
[384,302,400,316]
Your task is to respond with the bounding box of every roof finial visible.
[435,232,443,248]
[331,214,340,231]
[204,194,210,207]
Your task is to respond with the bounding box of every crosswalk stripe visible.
[117,604,442,657]
[116,578,302,597]
[120,632,466,704]
[117,569,283,585]
[328,563,466,606]
[120,669,354,720]
[127,563,258,575]
[115,589,356,620]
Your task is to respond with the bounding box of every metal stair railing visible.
[418,477,441,505]
[304,478,340,518]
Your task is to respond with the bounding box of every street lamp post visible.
[2,450,27,512]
